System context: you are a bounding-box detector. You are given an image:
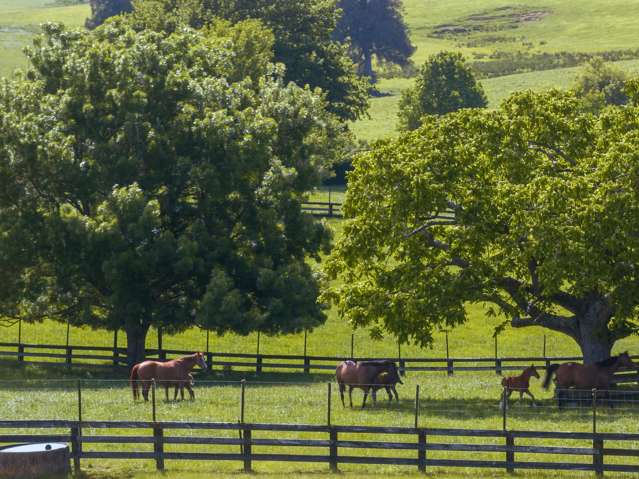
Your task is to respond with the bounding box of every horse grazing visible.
[542,352,634,408]
[500,365,540,408]
[335,360,403,408]
[130,352,207,401]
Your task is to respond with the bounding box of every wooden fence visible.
[1,419,638,475]
[0,341,638,385]
[301,200,343,217]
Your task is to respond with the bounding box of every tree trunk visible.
[360,50,375,82]
[575,299,613,364]
[125,323,149,370]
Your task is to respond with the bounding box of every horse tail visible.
[542,364,560,389]
[130,364,140,400]
[501,377,508,387]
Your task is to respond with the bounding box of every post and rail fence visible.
[0,341,637,386]
[0,380,638,475]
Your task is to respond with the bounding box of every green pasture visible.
[0,0,89,77]
[1,362,639,479]
[353,58,639,141]
[403,0,639,67]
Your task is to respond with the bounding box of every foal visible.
[501,365,540,408]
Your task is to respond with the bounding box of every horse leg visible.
[142,383,150,402]
[525,390,537,406]
[386,386,393,402]
[180,384,185,401]
[348,386,353,408]
[165,385,169,402]
[173,385,179,401]
[362,387,370,409]
[371,388,377,404]
[186,383,195,400]
[392,385,399,401]
[338,383,345,407]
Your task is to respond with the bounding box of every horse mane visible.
[595,355,620,367]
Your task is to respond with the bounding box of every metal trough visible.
[0,443,69,478]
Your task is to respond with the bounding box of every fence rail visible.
[0,341,638,385]
[1,419,638,475]
[301,200,343,217]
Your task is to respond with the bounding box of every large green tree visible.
[398,51,487,131]
[0,19,347,366]
[326,90,639,363]
[87,0,369,121]
[334,0,415,80]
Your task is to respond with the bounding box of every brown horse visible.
[371,370,400,403]
[130,352,207,401]
[500,365,540,408]
[542,352,634,408]
[335,360,403,408]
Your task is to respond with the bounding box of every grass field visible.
[402,0,639,67]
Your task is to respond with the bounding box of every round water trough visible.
[0,443,69,478]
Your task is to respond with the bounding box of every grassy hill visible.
[0,0,89,77]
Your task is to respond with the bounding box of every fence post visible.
[494,336,501,375]
[414,385,420,429]
[329,427,338,473]
[543,335,547,358]
[502,387,508,431]
[256,333,262,373]
[418,430,426,473]
[75,380,82,474]
[505,432,515,473]
[327,382,332,426]
[240,379,246,424]
[151,379,157,422]
[70,424,81,474]
[398,341,406,377]
[17,319,24,362]
[303,330,310,374]
[153,425,164,471]
[65,320,72,368]
[592,388,603,476]
[243,426,252,473]
[158,327,165,360]
[112,330,119,367]
[445,331,453,376]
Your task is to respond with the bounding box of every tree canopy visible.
[86,0,369,121]
[0,19,348,365]
[398,51,487,131]
[325,90,639,363]
[334,0,414,80]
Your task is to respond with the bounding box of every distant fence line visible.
[1,341,638,385]
[301,200,343,217]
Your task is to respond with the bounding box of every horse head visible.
[194,352,208,370]
[528,364,540,379]
[383,362,403,385]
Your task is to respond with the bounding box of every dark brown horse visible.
[542,352,634,408]
[371,370,400,403]
[335,360,403,408]
[500,365,540,408]
[130,352,207,401]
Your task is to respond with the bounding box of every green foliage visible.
[334,0,415,81]
[127,0,369,122]
[0,20,348,361]
[327,89,639,360]
[572,57,628,112]
[85,0,131,28]
[397,51,487,131]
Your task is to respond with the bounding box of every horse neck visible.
[521,369,534,380]
[178,355,198,371]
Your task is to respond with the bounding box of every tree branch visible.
[404,217,456,239]
[528,141,576,166]
[511,312,578,340]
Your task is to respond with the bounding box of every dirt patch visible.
[431,5,551,38]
